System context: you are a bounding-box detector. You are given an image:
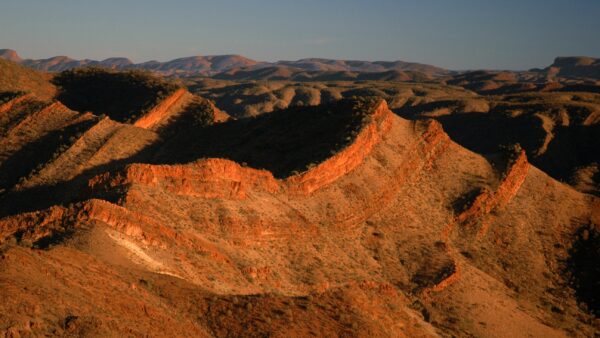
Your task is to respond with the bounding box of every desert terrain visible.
[0,52,598,337]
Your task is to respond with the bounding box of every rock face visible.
[455,151,530,228]
[89,159,280,199]
[133,88,191,129]
[0,78,598,338]
[90,100,396,198]
[285,100,394,194]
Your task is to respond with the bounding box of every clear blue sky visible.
[1,0,599,70]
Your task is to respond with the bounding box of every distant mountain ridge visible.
[0,48,447,77]
[213,65,435,82]
[275,58,447,75]
[538,56,600,80]
[4,49,599,81]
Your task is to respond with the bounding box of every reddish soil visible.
[0,79,598,337]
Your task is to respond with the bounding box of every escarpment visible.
[91,100,396,198]
[0,80,598,338]
[89,159,280,199]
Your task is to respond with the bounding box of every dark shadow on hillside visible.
[155,97,215,139]
[0,98,380,217]
[394,109,600,195]
[0,142,159,218]
[153,98,378,178]
[0,119,97,193]
[0,91,26,105]
[52,68,179,123]
[394,109,547,156]
[566,224,600,317]
[536,124,600,181]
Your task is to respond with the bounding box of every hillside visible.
[0,58,56,100]
[0,67,598,337]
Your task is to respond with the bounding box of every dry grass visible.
[0,58,56,100]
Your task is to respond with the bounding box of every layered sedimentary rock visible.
[0,93,597,337]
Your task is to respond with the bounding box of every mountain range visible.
[0,49,448,77]
[3,49,600,83]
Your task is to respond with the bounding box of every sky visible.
[1,0,599,70]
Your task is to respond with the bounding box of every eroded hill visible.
[186,78,600,197]
[0,68,598,337]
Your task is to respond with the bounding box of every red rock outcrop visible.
[89,158,280,199]
[457,151,529,228]
[133,88,189,129]
[90,100,396,198]
[0,199,183,248]
[77,199,181,247]
[0,93,32,115]
[332,119,451,227]
[431,151,531,295]
[2,91,596,337]
[285,100,394,195]
[0,205,69,245]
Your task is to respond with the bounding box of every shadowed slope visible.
[52,68,180,123]
[0,76,225,217]
[154,97,384,178]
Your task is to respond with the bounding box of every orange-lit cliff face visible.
[133,88,190,130]
[0,76,598,338]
